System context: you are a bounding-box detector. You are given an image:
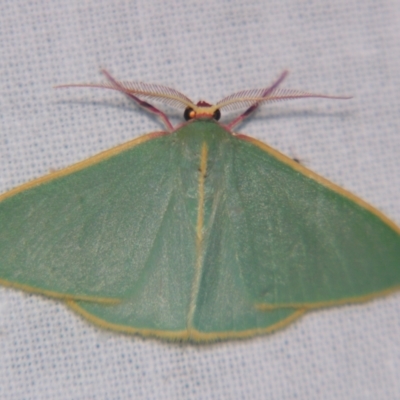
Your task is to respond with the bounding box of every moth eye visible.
[184,107,195,121]
[213,109,221,121]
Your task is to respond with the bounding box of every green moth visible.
[0,70,399,342]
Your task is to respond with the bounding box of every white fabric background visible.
[0,0,399,399]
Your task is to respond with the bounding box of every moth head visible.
[184,101,221,121]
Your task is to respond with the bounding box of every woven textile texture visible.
[0,0,399,399]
